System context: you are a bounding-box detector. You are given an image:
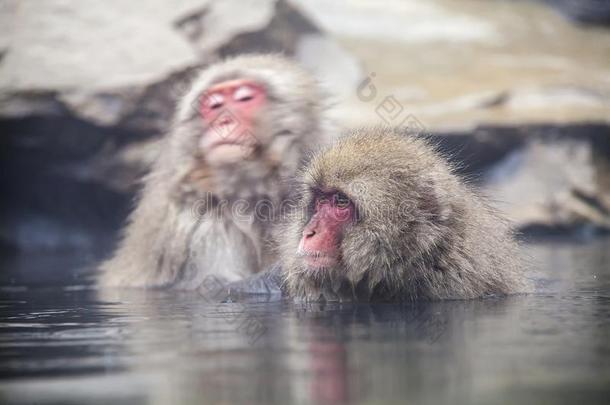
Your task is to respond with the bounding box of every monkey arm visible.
[226,264,285,299]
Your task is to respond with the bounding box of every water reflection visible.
[0,240,609,404]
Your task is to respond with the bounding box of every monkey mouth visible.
[208,139,250,150]
[297,250,339,269]
[203,124,257,152]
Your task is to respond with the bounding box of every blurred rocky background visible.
[1,0,610,259]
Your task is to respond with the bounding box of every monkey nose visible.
[217,115,233,126]
[304,229,316,238]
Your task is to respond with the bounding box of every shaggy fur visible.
[280,127,529,301]
[99,54,331,288]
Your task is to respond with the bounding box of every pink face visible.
[297,191,355,269]
[199,79,267,165]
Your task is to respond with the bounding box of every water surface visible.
[0,240,609,405]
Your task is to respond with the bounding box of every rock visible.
[503,86,610,113]
[543,0,610,26]
[175,0,275,55]
[0,0,361,253]
[0,0,273,132]
[434,124,610,239]
[296,34,364,100]
[0,0,359,135]
[0,1,201,91]
[2,0,609,255]
[297,0,610,129]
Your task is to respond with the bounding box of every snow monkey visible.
[99,54,331,289]
[229,127,529,301]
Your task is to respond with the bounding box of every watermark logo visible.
[356,71,427,136]
[198,273,267,345]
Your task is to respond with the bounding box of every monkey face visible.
[199,79,268,166]
[296,189,355,270]
[170,54,325,202]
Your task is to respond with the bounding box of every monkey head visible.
[280,127,522,302]
[168,54,327,190]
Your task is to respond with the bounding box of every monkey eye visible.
[334,193,351,209]
[317,195,329,205]
[234,85,255,102]
[205,93,224,109]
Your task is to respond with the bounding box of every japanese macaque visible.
[98,54,330,289]
[229,127,529,301]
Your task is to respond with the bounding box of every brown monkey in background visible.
[230,127,529,301]
[99,54,331,289]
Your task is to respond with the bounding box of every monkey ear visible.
[423,183,453,222]
[434,186,453,222]
[437,200,453,222]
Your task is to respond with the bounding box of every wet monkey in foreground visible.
[99,54,331,289]
[230,127,529,301]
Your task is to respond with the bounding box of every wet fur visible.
[280,127,530,301]
[99,54,331,288]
